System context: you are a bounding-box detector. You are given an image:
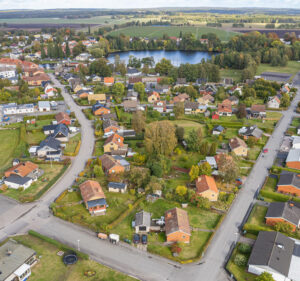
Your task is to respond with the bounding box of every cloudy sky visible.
[0,0,297,9]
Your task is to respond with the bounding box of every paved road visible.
[0,77,299,281]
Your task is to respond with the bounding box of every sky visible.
[0,0,298,9]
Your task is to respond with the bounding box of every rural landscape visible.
[0,3,300,281]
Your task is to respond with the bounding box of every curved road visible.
[0,75,299,281]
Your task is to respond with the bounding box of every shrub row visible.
[259,189,300,203]
[64,141,81,157]
[28,230,89,260]
[243,223,271,235]
[33,164,69,201]
[23,114,56,121]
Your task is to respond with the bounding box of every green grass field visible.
[0,129,20,174]
[12,235,136,281]
[0,15,128,25]
[108,26,239,41]
[256,61,300,76]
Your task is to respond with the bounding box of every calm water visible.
[107,50,212,67]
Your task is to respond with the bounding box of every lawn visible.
[256,61,300,76]
[226,244,256,281]
[54,190,136,232]
[93,140,104,156]
[0,129,20,174]
[12,235,136,281]
[108,26,239,41]
[64,133,81,155]
[171,120,204,137]
[220,68,242,82]
[26,119,53,130]
[247,204,269,228]
[25,131,45,145]
[2,164,65,202]
[147,231,212,261]
[263,176,278,192]
[291,117,300,127]
[266,112,283,120]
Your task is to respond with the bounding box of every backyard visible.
[12,234,136,281]
[64,133,81,155]
[2,163,66,202]
[0,129,20,174]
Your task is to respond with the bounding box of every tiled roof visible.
[165,207,191,236]
[79,180,105,203]
[195,175,219,194]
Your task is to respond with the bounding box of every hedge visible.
[243,223,271,235]
[259,189,300,203]
[33,164,70,201]
[24,114,56,121]
[28,230,89,260]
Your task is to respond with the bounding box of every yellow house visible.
[195,175,219,202]
[103,133,125,153]
[147,91,160,103]
[88,94,106,104]
[197,97,209,105]
[229,137,248,157]
[74,85,83,93]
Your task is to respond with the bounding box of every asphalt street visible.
[0,75,299,281]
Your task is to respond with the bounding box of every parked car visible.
[263,148,268,153]
[133,234,140,244]
[141,234,148,245]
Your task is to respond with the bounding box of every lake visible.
[107,50,212,67]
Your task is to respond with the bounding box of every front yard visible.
[64,133,81,155]
[1,163,67,202]
[12,234,136,281]
[53,189,136,232]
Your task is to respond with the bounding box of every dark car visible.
[141,234,148,245]
[133,234,140,244]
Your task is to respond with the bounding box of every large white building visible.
[2,103,35,115]
[0,66,16,78]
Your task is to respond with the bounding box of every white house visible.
[0,66,16,78]
[16,104,35,114]
[0,240,37,281]
[267,96,281,109]
[4,175,33,189]
[108,182,127,193]
[248,231,300,281]
[292,136,300,149]
[38,101,51,112]
[75,53,91,61]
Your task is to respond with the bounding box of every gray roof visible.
[248,231,294,276]
[266,202,300,226]
[5,174,31,185]
[103,119,119,130]
[43,124,57,133]
[239,125,263,138]
[278,172,300,190]
[39,136,61,150]
[184,101,199,110]
[135,211,151,227]
[87,198,107,208]
[108,182,127,189]
[286,149,300,163]
[0,240,36,281]
[52,124,68,138]
[261,72,292,82]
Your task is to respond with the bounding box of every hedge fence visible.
[28,230,89,260]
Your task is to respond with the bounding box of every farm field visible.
[108,26,240,41]
[0,15,128,25]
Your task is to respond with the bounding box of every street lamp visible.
[77,239,80,251]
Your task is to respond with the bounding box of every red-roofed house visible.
[55,112,71,125]
[195,175,219,201]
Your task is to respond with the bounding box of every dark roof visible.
[135,211,151,227]
[5,174,31,185]
[108,182,127,189]
[278,172,300,189]
[248,231,294,276]
[43,124,57,132]
[39,136,61,150]
[87,198,107,208]
[266,202,300,226]
[261,72,292,82]
[184,101,199,110]
[103,119,119,130]
[239,125,263,138]
[213,125,224,132]
[52,123,68,138]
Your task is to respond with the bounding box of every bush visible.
[243,223,271,235]
[259,190,290,202]
[234,254,248,267]
[238,243,252,254]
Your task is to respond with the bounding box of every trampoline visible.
[63,252,78,265]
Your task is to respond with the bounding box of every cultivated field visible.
[108,26,239,41]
